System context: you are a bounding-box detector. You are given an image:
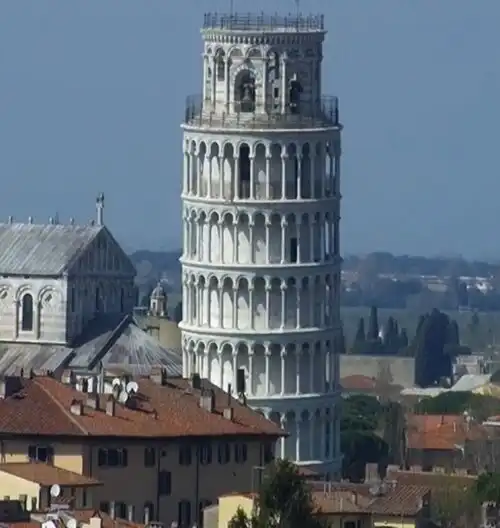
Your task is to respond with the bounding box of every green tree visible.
[367,305,380,340]
[432,485,478,528]
[474,471,500,503]
[414,309,453,387]
[447,319,460,346]
[228,459,329,528]
[414,392,500,421]
[351,317,366,354]
[383,316,399,354]
[399,327,409,349]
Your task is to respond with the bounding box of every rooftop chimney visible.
[150,367,167,386]
[70,399,83,416]
[190,372,202,390]
[89,516,102,528]
[199,389,215,413]
[223,407,234,421]
[87,393,100,410]
[61,369,75,386]
[105,396,115,417]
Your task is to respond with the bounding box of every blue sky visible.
[0,1,498,258]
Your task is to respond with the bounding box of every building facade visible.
[0,371,281,527]
[179,12,343,476]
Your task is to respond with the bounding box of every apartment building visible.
[0,369,283,527]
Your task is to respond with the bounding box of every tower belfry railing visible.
[202,12,325,32]
[184,95,339,130]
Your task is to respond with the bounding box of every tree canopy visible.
[228,459,328,528]
[414,391,500,421]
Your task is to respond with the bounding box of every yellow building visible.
[209,483,431,528]
[0,368,283,527]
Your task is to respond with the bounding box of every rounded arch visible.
[20,292,34,332]
[15,284,33,301]
[246,47,262,59]
[228,46,243,59]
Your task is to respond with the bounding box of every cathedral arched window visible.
[21,293,34,331]
[120,288,125,312]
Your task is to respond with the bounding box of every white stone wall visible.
[180,19,342,477]
[0,276,68,344]
[201,28,325,115]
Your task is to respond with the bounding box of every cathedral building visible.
[0,194,181,377]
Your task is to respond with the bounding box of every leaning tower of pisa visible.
[179,12,342,477]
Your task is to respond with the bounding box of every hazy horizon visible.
[0,1,498,259]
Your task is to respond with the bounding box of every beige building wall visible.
[0,471,39,509]
[0,439,84,474]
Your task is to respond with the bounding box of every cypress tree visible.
[447,319,460,346]
[399,328,409,349]
[352,317,366,354]
[367,306,380,341]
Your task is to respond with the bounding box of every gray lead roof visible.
[0,223,102,276]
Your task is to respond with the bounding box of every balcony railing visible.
[184,96,340,130]
[202,12,325,32]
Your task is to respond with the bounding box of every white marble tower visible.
[179,12,342,477]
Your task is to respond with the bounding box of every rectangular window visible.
[144,447,156,467]
[217,443,230,464]
[234,443,248,464]
[263,442,275,464]
[28,445,54,464]
[178,500,191,527]
[158,471,171,496]
[179,444,192,466]
[97,448,128,468]
[116,502,127,519]
[199,443,212,465]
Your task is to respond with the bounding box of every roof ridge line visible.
[34,379,89,435]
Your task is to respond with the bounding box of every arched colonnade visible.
[183,208,339,266]
[182,138,340,202]
[182,272,340,332]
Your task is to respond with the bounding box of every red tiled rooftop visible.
[0,376,284,439]
[407,414,489,450]
[0,462,101,487]
[340,375,377,391]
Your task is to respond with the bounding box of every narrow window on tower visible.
[290,238,298,263]
[216,50,225,81]
[289,77,303,114]
[239,144,251,199]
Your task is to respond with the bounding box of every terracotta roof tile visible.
[0,463,101,487]
[340,375,377,391]
[313,490,372,514]
[312,483,429,517]
[0,376,284,439]
[407,414,489,450]
[368,484,429,516]
[72,509,146,528]
[387,469,476,489]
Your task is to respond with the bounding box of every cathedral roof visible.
[0,315,182,377]
[0,222,102,275]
